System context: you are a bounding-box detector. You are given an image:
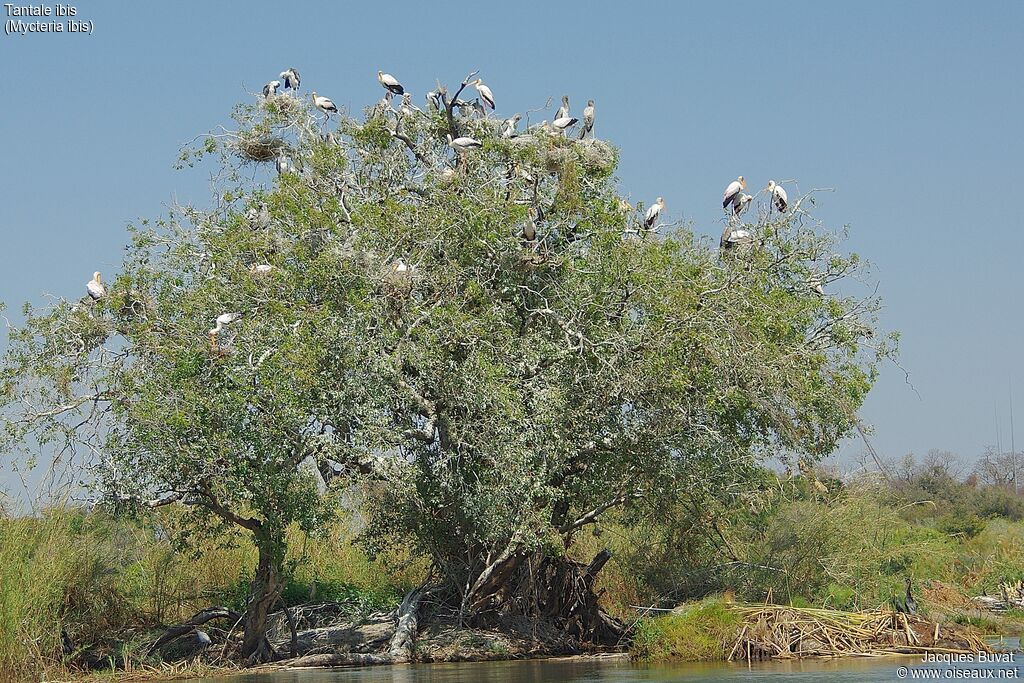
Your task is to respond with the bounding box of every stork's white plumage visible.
[766,180,788,212]
[208,311,241,350]
[262,80,281,98]
[251,264,275,275]
[556,95,570,121]
[472,79,495,110]
[644,197,665,229]
[552,116,578,134]
[447,133,483,151]
[722,176,747,210]
[502,113,521,139]
[579,99,595,139]
[720,226,753,250]
[378,71,404,96]
[279,68,301,91]
[311,91,338,116]
[210,312,242,335]
[86,271,105,300]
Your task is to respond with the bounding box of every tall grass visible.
[0,506,420,682]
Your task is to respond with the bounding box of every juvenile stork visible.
[501,113,522,139]
[279,68,301,91]
[86,271,105,300]
[579,99,595,139]
[311,91,338,117]
[722,176,747,211]
[262,80,281,98]
[644,197,665,230]
[733,193,753,217]
[766,180,788,212]
[556,95,570,120]
[378,71,405,96]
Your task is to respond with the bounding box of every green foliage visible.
[602,471,1024,616]
[631,598,741,662]
[0,506,414,681]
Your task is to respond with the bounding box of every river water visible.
[189,639,1022,683]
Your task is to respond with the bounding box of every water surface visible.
[187,643,1023,683]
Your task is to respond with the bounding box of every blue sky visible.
[2,0,1022,498]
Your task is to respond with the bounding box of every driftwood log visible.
[147,606,239,656]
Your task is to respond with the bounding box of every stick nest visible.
[728,605,992,661]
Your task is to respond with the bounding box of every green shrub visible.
[631,598,741,662]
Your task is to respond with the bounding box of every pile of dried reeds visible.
[728,605,991,661]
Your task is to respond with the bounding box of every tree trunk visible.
[463,548,625,646]
[240,535,285,663]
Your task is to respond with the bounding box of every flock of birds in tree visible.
[83,67,799,351]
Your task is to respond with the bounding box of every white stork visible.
[644,197,665,230]
[472,79,495,110]
[722,176,747,211]
[378,71,404,96]
[86,271,105,300]
[579,100,595,139]
[279,68,301,91]
[209,312,242,350]
[447,133,483,152]
[556,95,570,121]
[311,91,338,117]
[262,80,281,98]
[766,180,788,212]
[552,116,578,135]
[250,264,275,275]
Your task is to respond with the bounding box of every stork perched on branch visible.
[766,180,788,212]
[722,176,747,212]
[378,71,404,96]
[644,197,665,230]
[472,79,495,110]
[447,133,482,152]
[311,92,338,117]
[86,271,105,300]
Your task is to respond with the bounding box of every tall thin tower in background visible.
[1011,382,1018,495]
[995,401,1003,455]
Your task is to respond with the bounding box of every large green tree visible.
[1,70,892,656]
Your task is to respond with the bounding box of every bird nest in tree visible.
[232,134,288,163]
[537,138,615,176]
[728,605,992,661]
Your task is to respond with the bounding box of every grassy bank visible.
[0,506,419,682]
[630,598,741,662]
